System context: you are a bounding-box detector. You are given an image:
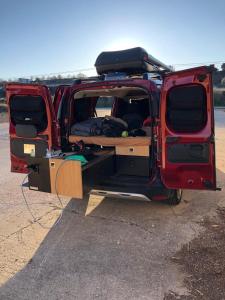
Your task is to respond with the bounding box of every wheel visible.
[167,189,183,205]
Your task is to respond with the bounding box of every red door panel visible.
[6,84,60,173]
[160,66,216,190]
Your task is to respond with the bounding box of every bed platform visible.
[69,135,151,147]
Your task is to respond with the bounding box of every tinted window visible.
[166,85,207,132]
[10,95,48,132]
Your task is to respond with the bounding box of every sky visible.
[0,0,225,80]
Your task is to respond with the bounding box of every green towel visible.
[65,155,88,166]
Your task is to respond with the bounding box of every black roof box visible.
[95,47,171,75]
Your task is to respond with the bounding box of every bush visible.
[214,90,225,106]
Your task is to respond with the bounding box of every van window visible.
[114,98,150,120]
[96,96,113,117]
[9,95,48,132]
[166,85,207,132]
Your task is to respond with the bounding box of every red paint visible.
[6,83,61,173]
[6,68,217,192]
[159,66,216,190]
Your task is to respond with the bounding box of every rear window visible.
[166,85,207,132]
[9,95,48,132]
[96,96,113,117]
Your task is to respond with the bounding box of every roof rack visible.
[72,71,164,85]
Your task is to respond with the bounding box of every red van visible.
[6,48,217,205]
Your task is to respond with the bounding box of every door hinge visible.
[153,135,158,142]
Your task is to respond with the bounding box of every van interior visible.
[8,85,154,188]
[67,86,154,190]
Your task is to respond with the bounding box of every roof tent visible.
[95,47,172,75]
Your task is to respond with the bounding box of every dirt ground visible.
[164,110,225,300]
[0,110,225,300]
[0,103,8,123]
[164,208,225,300]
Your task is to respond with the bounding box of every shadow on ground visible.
[0,168,224,300]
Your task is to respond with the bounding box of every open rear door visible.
[160,66,216,190]
[6,84,61,173]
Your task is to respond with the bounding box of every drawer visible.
[27,150,115,199]
[28,157,83,199]
[116,156,149,177]
[116,146,149,157]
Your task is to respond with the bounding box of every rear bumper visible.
[84,174,171,201]
[90,189,151,201]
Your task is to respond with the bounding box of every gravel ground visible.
[164,207,225,300]
[0,110,224,300]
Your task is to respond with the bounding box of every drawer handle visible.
[129,148,134,152]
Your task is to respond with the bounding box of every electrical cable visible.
[21,171,38,222]
[54,161,65,209]
[53,159,77,226]
[21,168,65,229]
[21,172,52,229]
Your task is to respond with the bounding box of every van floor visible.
[92,173,168,200]
[100,174,150,187]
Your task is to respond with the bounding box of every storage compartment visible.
[95,47,171,75]
[115,146,150,176]
[116,156,149,177]
[115,146,149,157]
[11,138,48,158]
[27,149,115,199]
[49,158,83,198]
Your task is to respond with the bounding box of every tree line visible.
[1,66,225,106]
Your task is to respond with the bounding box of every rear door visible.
[6,84,61,173]
[160,66,216,190]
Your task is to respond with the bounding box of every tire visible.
[167,189,183,205]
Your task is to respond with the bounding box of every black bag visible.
[129,129,146,137]
[71,118,104,136]
[71,116,128,137]
[122,113,144,130]
[102,117,127,137]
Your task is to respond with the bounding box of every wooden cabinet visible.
[115,146,150,176]
[49,158,83,199]
[115,146,149,157]
[27,150,115,199]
